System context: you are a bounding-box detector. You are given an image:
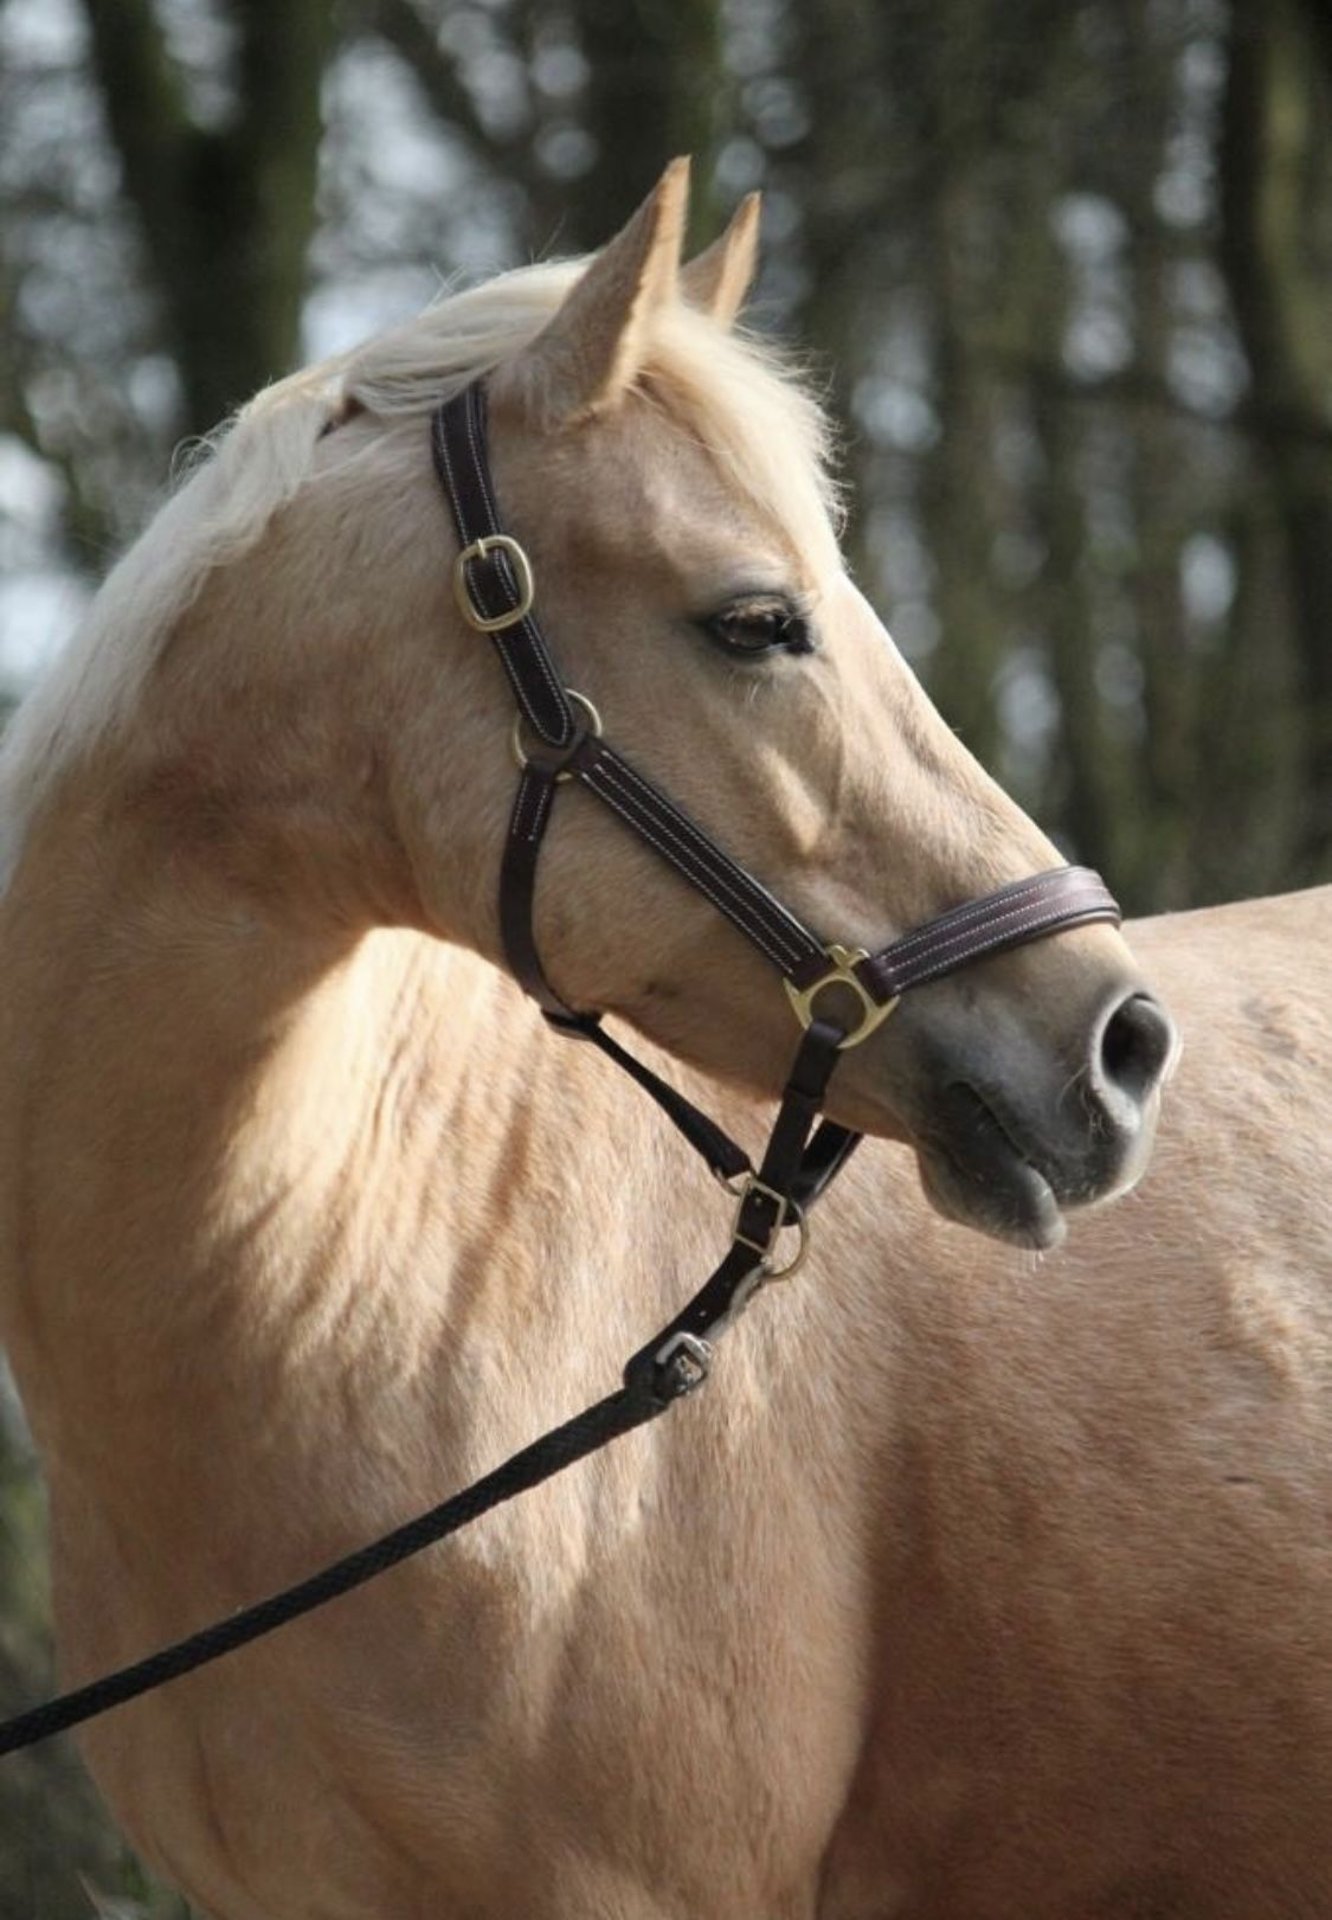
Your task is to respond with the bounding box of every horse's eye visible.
[702,598,814,660]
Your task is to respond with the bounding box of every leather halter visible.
[432,384,1118,1039]
[431,378,1120,1327]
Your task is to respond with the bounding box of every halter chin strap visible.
[432,378,1121,1390]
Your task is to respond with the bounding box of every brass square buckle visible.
[783,943,900,1051]
[732,1176,809,1279]
[453,534,536,632]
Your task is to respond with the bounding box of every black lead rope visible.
[0,1022,845,1760]
[0,1391,657,1758]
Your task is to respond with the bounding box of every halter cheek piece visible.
[0,379,1123,1763]
[433,381,1120,1386]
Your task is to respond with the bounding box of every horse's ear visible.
[520,157,691,421]
[681,193,761,327]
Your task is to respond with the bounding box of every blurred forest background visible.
[1,0,1330,1908]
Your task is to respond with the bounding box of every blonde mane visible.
[0,259,836,868]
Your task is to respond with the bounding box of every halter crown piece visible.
[0,381,1120,1762]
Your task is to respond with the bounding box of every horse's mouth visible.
[914,1082,1074,1251]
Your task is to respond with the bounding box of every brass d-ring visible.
[764,1205,809,1281]
[511,690,603,782]
[783,944,900,1050]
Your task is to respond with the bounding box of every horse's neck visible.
[0,802,681,1496]
[0,785,920,1699]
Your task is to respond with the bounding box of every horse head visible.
[107,159,1175,1249]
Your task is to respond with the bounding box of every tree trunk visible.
[1220,0,1332,881]
[81,0,333,434]
[569,0,727,249]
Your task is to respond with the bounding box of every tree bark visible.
[1220,0,1332,881]
[572,0,728,248]
[81,0,333,434]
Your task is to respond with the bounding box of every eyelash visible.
[700,599,816,661]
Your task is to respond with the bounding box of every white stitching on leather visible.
[510,770,550,845]
[589,755,816,969]
[881,875,1109,974]
[884,873,1062,961]
[584,762,807,972]
[880,897,1108,990]
[437,397,571,744]
[463,386,502,537]
[595,754,817,966]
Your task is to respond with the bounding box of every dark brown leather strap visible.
[787,1120,861,1213]
[499,764,572,1015]
[575,738,828,977]
[550,1013,753,1187]
[431,384,577,746]
[855,865,1120,1000]
[498,752,759,1186]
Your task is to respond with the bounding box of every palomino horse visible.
[0,159,1325,1916]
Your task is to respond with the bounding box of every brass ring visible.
[783,944,900,1050]
[763,1205,809,1281]
[511,690,603,782]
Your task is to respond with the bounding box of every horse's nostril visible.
[1095,990,1177,1111]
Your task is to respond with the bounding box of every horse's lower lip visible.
[916,1084,1068,1250]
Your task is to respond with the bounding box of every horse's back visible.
[1129,881,1332,1257]
[1128,880,1332,1032]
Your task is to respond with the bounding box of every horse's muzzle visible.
[901,983,1178,1250]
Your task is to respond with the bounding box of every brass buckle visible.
[732,1176,809,1280]
[454,534,536,632]
[784,943,900,1051]
[511,689,603,783]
